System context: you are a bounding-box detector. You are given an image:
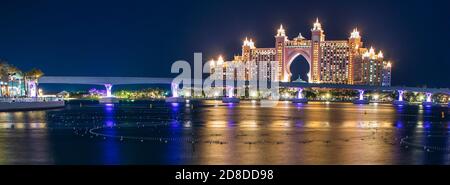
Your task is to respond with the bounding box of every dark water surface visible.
[0,100,449,164]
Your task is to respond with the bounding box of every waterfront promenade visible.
[0,97,65,111]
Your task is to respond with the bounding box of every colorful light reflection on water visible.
[0,100,448,164]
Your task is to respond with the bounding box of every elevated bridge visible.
[39,76,450,104]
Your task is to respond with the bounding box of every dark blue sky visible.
[0,0,449,87]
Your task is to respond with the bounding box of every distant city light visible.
[373,94,379,100]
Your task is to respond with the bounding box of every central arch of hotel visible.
[283,47,312,82]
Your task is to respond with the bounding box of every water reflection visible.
[102,104,120,164]
[0,101,448,164]
[0,111,50,164]
[166,102,185,164]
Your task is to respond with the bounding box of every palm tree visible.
[25,68,44,79]
[0,62,11,83]
[0,62,9,97]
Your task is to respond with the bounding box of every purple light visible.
[170,120,180,128]
[171,103,179,107]
[425,93,432,102]
[104,104,114,113]
[228,87,234,98]
[358,90,364,101]
[227,120,235,127]
[89,88,106,96]
[395,121,403,128]
[106,120,114,127]
[398,90,404,101]
[396,104,404,108]
[104,84,113,97]
[295,120,304,127]
[28,81,37,97]
[297,88,304,99]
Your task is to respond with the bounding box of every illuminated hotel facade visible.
[210,18,392,87]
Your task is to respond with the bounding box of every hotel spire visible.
[276,24,286,37]
[350,28,360,39]
[312,18,322,31]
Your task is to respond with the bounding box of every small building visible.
[56,91,70,98]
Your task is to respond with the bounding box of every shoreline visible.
[65,98,449,106]
[0,101,65,112]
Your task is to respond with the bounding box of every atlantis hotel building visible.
[210,19,392,87]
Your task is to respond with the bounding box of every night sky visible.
[0,0,449,87]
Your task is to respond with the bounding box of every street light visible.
[373,94,380,101]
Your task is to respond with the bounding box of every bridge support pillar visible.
[292,88,308,104]
[222,86,240,103]
[165,82,185,103]
[422,92,434,107]
[105,84,112,97]
[393,90,407,106]
[353,90,369,104]
[99,84,119,104]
